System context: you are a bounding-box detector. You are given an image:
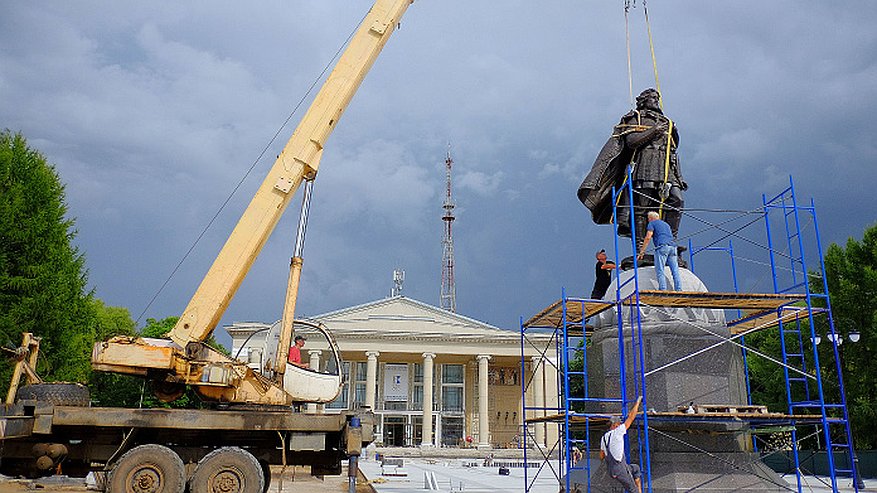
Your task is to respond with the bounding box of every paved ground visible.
[357,455,877,493]
[0,466,373,493]
[359,457,560,493]
[1,459,874,493]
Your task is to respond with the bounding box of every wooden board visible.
[676,404,768,414]
[523,291,807,331]
[526,410,824,425]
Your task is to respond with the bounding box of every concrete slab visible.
[359,457,561,493]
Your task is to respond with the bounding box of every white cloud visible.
[3,0,876,333]
[315,139,436,229]
[458,170,505,196]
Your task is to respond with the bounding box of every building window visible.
[441,416,464,447]
[412,363,423,411]
[353,361,367,407]
[441,364,464,413]
[326,362,350,410]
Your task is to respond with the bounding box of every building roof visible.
[310,296,549,357]
[227,296,552,358]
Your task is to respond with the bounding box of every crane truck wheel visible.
[151,381,186,403]
[258,460,271,493]
[107,444,185,493]
[189,447,264,493]
[16,383,90,406]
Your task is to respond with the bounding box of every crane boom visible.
[92,0,413,406]
[170,0,413,347]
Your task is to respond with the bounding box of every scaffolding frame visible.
[519,174,860,492]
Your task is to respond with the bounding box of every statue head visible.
[636,88,661,112]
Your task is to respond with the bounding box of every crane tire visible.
[107,444,185,493]
[259,460,271,493]
[16,383,90,407]
[189,447,264,493]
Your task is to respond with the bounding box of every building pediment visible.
[226,296,553,357]
[309,296,521,343]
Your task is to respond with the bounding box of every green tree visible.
[140,316,229,356]
[820,223,877,449]
[87,299,146,407]
[0,130,95,392]
[131,317,207,409]
[92,298,136,341]
[746,223,877,449]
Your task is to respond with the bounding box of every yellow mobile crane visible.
[92,0,414,406]
[1,2,414,489]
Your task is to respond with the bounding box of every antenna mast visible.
[440,145,457,312]
[391,269,405,297]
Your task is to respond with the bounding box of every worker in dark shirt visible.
[591,249,616,299]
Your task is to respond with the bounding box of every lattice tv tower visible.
[440,146,457,312]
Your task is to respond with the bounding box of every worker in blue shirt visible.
[637,211,682,291]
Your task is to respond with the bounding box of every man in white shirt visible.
[600,396,643,493]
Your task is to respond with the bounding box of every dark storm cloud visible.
[2,1,875,346]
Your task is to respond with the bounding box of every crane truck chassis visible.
[0,389,371,491]
[1,0,414,491]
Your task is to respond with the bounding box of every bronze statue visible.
[578,88,686,247]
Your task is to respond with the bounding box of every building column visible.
[306,350,322,413]
[421,352,436,447]
[544,358,560,448]
[365,351,379,410]
[531,356,546,447]
[476,354,492,449]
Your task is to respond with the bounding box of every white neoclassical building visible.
[227,296,559,450]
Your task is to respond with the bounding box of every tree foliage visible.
[87,299,146,408]
[0,130,95,392]
[0,130,230,409]
[820,223,877,448]
[747,223,877,449]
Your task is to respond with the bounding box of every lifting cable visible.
[643,0,663,103]
[623,0,663,108]
[624,0,635,107]
[620,0,675,218]
[134,13,367,325]
[641,303,817,382]
[644,0,675,217]
[633,187,802,264]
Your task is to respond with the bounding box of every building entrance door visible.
[383,416,406,447]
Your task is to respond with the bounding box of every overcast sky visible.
[3,1,876,347]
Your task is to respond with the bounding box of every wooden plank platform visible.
[676,404,769,415]
[727,305,826,333]
[524,299,613,329]
[523,291,807,334]
[526,410,824,426]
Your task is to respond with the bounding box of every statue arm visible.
[624,121,669,149]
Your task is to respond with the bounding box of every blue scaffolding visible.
[519,174,860,492]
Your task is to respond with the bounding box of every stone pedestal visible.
[583,268,789,492]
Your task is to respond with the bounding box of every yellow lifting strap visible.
[624,0,634,107]
[658,119,674,217]
[644,0,663,110]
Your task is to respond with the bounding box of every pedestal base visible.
[583,269,789,492]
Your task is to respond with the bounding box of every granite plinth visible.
[584,268,790,492]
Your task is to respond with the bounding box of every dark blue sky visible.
[2,1,875,347]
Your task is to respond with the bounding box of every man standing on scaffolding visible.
[578,88,686,251]
[638,211,683,291]
[601,396,643,493]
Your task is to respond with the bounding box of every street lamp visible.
[825,324,865,490]
[822,331,861,346]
